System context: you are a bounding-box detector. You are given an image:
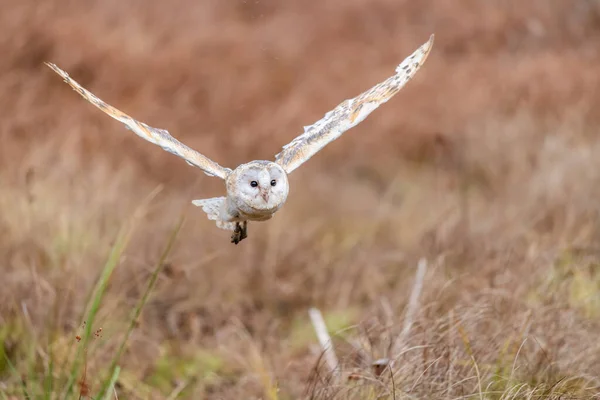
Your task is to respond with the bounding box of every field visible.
[2,0,600,398]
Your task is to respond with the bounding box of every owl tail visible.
[192,197,236,231]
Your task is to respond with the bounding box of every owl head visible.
[227,161,289,215]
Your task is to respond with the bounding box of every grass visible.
[3,0,600,398]
[1,196,183,399]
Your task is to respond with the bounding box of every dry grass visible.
[2,0,600,398]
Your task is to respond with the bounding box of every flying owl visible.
[46,35,434,244]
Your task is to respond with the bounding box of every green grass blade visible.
[1,345,29,399]
[100,366,121,400]
[20,374,31,400]
[98,215,185,398]
[60,224,131,400]
[25,336,37,399]
[61,186,162,400]
[44,323,57,400]
[45,354,53,400]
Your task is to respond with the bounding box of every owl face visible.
[228,161,289,215]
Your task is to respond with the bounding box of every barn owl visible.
[46,35,434,244]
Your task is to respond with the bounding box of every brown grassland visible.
[3,0,600,398]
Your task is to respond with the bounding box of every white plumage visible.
[192,197,226,222]
[46,35,434,244]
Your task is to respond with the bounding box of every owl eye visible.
[250,181,258,187]
[270,179,277,187]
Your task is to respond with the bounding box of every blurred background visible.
[2,0,600,398]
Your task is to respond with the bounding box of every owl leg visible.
[231,221,248,244]
[240,221,248,240]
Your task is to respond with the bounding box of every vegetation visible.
[2,0,600,398]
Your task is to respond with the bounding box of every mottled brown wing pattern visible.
[45,63,232,179]
[275,34,434,174]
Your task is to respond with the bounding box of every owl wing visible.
[274,34,434,174]
[45,63,232,180]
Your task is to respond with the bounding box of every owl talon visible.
[231,221,248,244]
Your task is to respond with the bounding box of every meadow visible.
[2,0,600,398]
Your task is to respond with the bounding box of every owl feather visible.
[45,35,434,243]
[275,34,434,174]
[44,62,231,180]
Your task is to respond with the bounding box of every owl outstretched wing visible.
[45,63,232,180]
[275,34,434,174]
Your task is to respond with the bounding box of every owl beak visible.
[260,190,270,202]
